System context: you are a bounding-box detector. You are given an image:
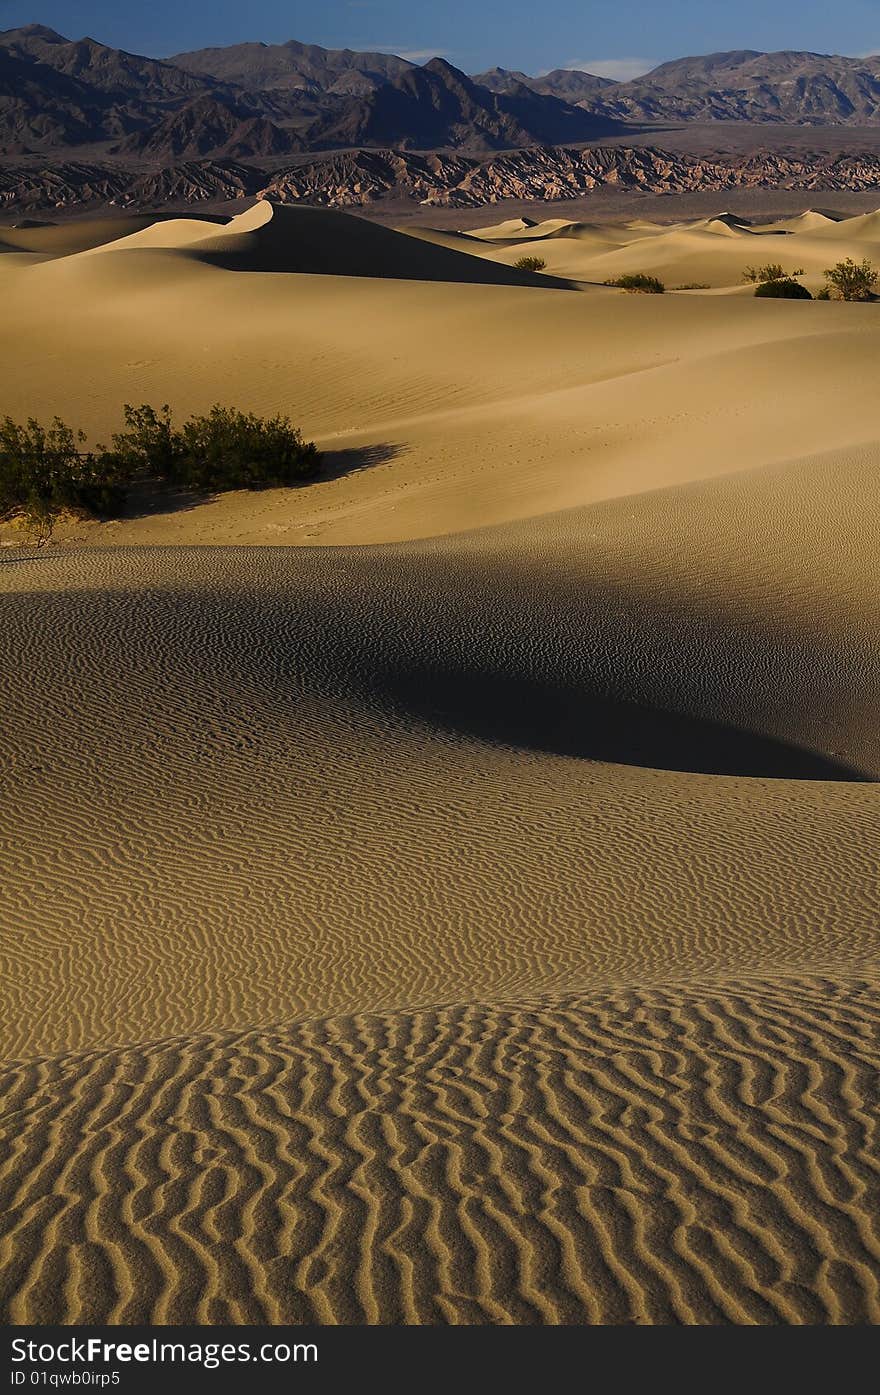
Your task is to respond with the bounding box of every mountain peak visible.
[0,23,68,43]
[423,56,466,76]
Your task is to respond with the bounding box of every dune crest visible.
[1,197,879,1325]
[171,200,575,284]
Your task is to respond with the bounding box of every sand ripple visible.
[2,443,879,1324]
[1,980,877,1324]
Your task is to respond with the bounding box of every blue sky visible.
[2,0,879,76]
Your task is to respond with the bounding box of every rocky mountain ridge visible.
[5,144,880,216]
[3,27,880,217]
[0,26,619,157]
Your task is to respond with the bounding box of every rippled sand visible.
[1,202,879,1323]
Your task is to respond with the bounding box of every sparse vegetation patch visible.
[0,416,127,542]
[743,263,804,284]
[754,279,812,300]
[514,255,546,271]
[823,257,878,301]
[107,403,320,493]
[605,273,665,294]
[0,403,321,542]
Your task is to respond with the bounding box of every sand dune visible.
[391,224,490,255]
[0,216,161,259]
[77,214,240,254]
[3,203,880,549]
[3,982,878,1324]
[467,216,538,238]
[767,209,846,234]
[469,204,880,290]
[2,518,879,1322]
[178,200,574,285]
[1,199,879,1324]
[0,213,235,262]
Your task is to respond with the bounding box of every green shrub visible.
[1,403,321,539]
[742,263,804,285]
[605,273,665,294]
[104,403,180,479]
[514,255,546,271]
[0,415,127,538]
[106,403,320,492]
[823,257,878,302]
[754,279,812,300]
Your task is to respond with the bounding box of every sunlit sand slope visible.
[1,201,879,1325]
[1,481,879,1320]
[471,206,880,291]
[2,202,880,550]
[79,201,572,285]
[3,981,878,1325]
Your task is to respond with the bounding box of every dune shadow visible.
[317,442,403,482]
[117,477,217,522]
[382,667,869,780]
[109,444,402,521]
[186,205,578,288]
[196,244,577,289]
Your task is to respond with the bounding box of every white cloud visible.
[554,57,657,81]
[359,45,450,60]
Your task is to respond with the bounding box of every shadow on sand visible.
[316,442,403,481]
[382,667,870,781]
[112,443,402,520]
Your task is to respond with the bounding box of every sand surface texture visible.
[1,202,879,1323]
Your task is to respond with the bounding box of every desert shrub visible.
[674,282,710,290]
[104,403,180,479]
[605,273,665,294]
[823,257,878,302]
[0,403,321,540]
[0,415,127,538]
[754,279,812,300]
[815,286,832,300]
[742,263,804,284]
[175,406,320,490]
[108,403,320,492]
[514,255,546,271]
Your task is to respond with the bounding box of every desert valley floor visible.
[1,200,879,1323]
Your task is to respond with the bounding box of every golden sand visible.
[1,202,879,1323]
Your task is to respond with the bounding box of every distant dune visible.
[472,204,880,290]
[182,200,574,283]
[1,199,879,1324]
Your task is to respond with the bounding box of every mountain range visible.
[3,25,880,166]
[0,25,622,157]
[3,26,880,215]
[6,145,880,219]
[482,50,880,125]
[167,38,880,127]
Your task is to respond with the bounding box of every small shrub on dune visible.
[743,263,804,285]
[822,257,878,302]
[106,403,321,492]
[104,403,179,480]
[674,282,710,290]
[605,273,665,294]
[754,279,812,300]
[514,255,546,272]
[1,403,321,539]
[0,415,127,540]
[176,406,321,490]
